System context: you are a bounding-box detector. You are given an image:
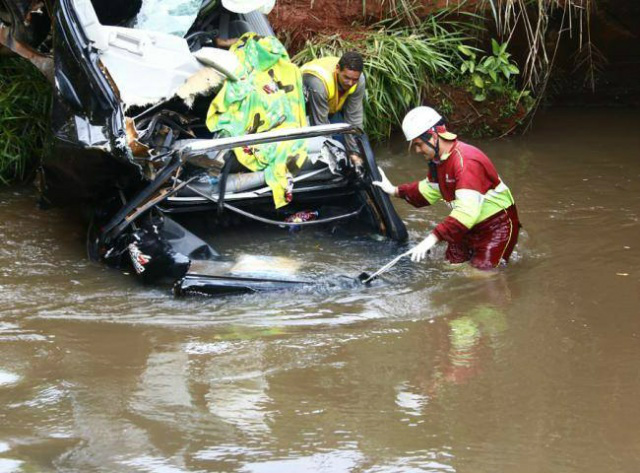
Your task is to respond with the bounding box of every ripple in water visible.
[0,370,19,386]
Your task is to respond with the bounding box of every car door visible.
[40,0,140,207]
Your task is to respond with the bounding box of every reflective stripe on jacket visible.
[397,140,516,243]
[300,57,359,115]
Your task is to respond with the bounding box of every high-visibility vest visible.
[300,57,359,115]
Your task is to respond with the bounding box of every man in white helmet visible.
[373,106,520,270]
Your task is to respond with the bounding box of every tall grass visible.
[0,56,51,184]
[293,18,470,141]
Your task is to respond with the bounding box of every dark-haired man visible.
[301,51,366,169]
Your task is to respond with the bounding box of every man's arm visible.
[373,168,442,207]
[303,74,330,126]
[397,179,441,208]
[342,74,366,156]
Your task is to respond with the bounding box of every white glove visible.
[408,233,439,262]
[372,166,397,196]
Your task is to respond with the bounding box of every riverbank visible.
[275,0,532,140]
[272,0,640,135]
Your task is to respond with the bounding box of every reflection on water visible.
[0,370,19,386]
[1,108,640,472]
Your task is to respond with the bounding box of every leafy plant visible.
[294,18,469,141]
[0,56,51,184]
[458,39,520,102]
[478,0,598,126]
[437,96,454,117]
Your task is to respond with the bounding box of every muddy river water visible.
[1,108,639,472]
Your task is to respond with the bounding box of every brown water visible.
[1,108,639,472]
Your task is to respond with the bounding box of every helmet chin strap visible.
[419,131,440,162]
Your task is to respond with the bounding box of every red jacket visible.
[397,140,515,243]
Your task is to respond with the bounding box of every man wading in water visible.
[373,106,520,270]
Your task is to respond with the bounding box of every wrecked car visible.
[0,0,408,296]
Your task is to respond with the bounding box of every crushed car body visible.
[1,0,408,296]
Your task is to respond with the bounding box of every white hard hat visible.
[222,0,275,14]
[401,106,443,141]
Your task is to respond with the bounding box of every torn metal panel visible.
[24,0,45,26]
[73,115,111,149]
[125,117,150,157]
[0,23,53,80]
[175,255,312,297]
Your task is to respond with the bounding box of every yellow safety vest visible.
[300,57,359,115]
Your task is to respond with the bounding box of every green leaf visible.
[474,93,487,102]
[461,63,468,74]
[458,45,473,57]
[508,64,520,74]
[483,56,495,68]
[500,41,508,55]
[472,74,485,88]
[491,38,500,56]
[489,70,497,82]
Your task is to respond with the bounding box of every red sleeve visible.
[397,182,430,208]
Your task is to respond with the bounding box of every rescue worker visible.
[373,106,520,270]
[300,51,366,172]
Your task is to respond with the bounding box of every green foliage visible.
[0,56,51,184]
[437,96,454,117]
[293,19,469,141]
[482,0,597,97]
[458,39,521,102]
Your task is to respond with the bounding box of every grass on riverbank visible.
[0,56,51,184]
[293,16,528,141]
[293,19,469,141]
[288,0,599,140]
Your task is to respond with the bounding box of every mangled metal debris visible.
[3,0,408,296]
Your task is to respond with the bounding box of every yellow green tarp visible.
[206,33,308,208]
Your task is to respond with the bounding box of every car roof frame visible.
[179,123,361,161]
